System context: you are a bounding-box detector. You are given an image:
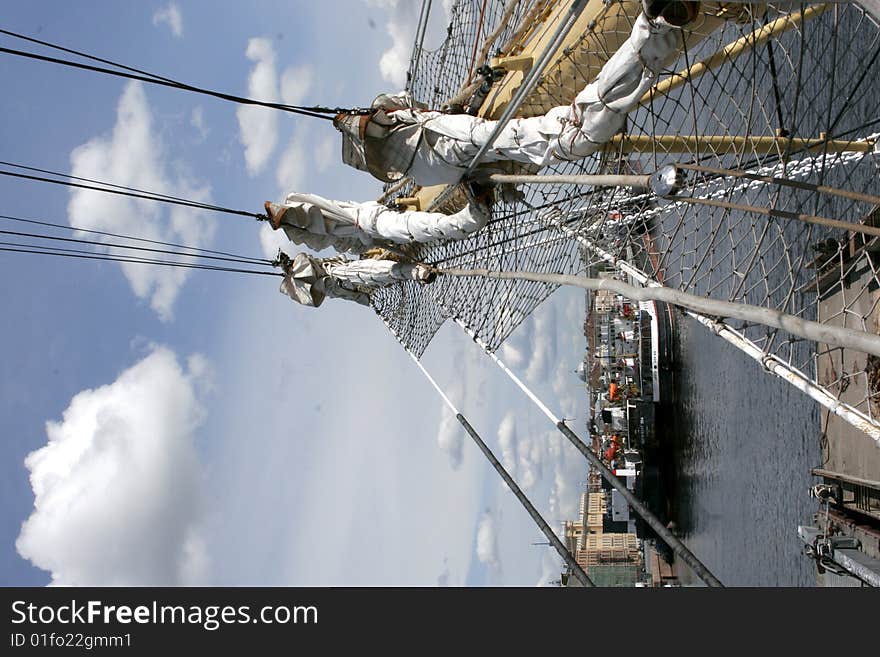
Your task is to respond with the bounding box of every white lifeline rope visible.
[406,348,460,413]
[384,319,595,587]
[450,316,561,423]
[441,310,725,586]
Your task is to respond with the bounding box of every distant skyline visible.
[1,1,590,586]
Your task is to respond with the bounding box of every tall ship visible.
[584,270,677,545]
[4,0,880,586]
[376,0,880,586]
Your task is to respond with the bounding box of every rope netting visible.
[372,1,880,431]
[374,0,571,356]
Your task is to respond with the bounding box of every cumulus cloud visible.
[237,38,280,176]
[550,443,584,521]
[499,342,526,370]
[497,413,517,475]
[237,42,316,180]
[68,81,215,320]
[314,135,336,174]
[436,408,464,469]
[276,131,306,194]
[525,308,557,383]
[258,223,289,262]
[280,65,313,107]
[517,431,545,490]
[475,510,500,568]
[431,355,470,470]
[497,413,545,490]
[365,0,418,88]
[440,0,456,21]
[16,347,211,586]
[254,125,311,261]
[152,3,183,38]
[190,106,209,142]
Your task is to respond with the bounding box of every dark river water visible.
[668,315,821,586]
[644,3,880,588]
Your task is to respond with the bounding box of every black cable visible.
[0,214,270,264]
[0,243,281,276]
[0,33,367,120]
[0,160,264,220]
[0,26,367,117]
[827,38,880,135]
[0,228,268,266]
[765,31,787,136]
[0,169,263,219]
[0,45,335,120]
[836,116,880,138]
[0,26,183,84]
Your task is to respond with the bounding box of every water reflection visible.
[669,315,821,586]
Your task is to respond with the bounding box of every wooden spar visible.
[608,134,874,154]
[641,4,832,105]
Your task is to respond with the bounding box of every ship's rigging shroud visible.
[371,0,880,436]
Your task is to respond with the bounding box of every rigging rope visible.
[0,244,281,276]
[0,28,371,119]
[406,0,433,89]
[0,227,269,267]
[0,161,265,219]
[0,214,270,264]
[0,168,264,220]
[466,0,491,84]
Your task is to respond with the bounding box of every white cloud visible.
[475,510,500,568]
[525,308,557,383]
[280,66,313,107]
[497,412,544,491]
[431,348,471,470]
[276,131,306,194]
[436,408,463,469]
[190,106,209,142]
[152,3,183,38]
[365,0,418,88]
[16,347,210,586]
[551,443,584,521]
[237,38,280,176]
[68,81,215,321]
[378,27,414,88]
[255,125,310,261]
[276,69,312,193]
[517,431,545,490]
[258,223,290,262]
[499,342,526,369]
[314,135,336,174]
[238,45,316,180]
[497,412,517,475]
[440,0,456,22]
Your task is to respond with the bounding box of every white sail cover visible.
[349,13,683,186]
[279,253,432,307]
[267,193,489,253]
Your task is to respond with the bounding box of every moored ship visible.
[584,265,677,551]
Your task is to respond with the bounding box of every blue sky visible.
[1,1,590,586]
